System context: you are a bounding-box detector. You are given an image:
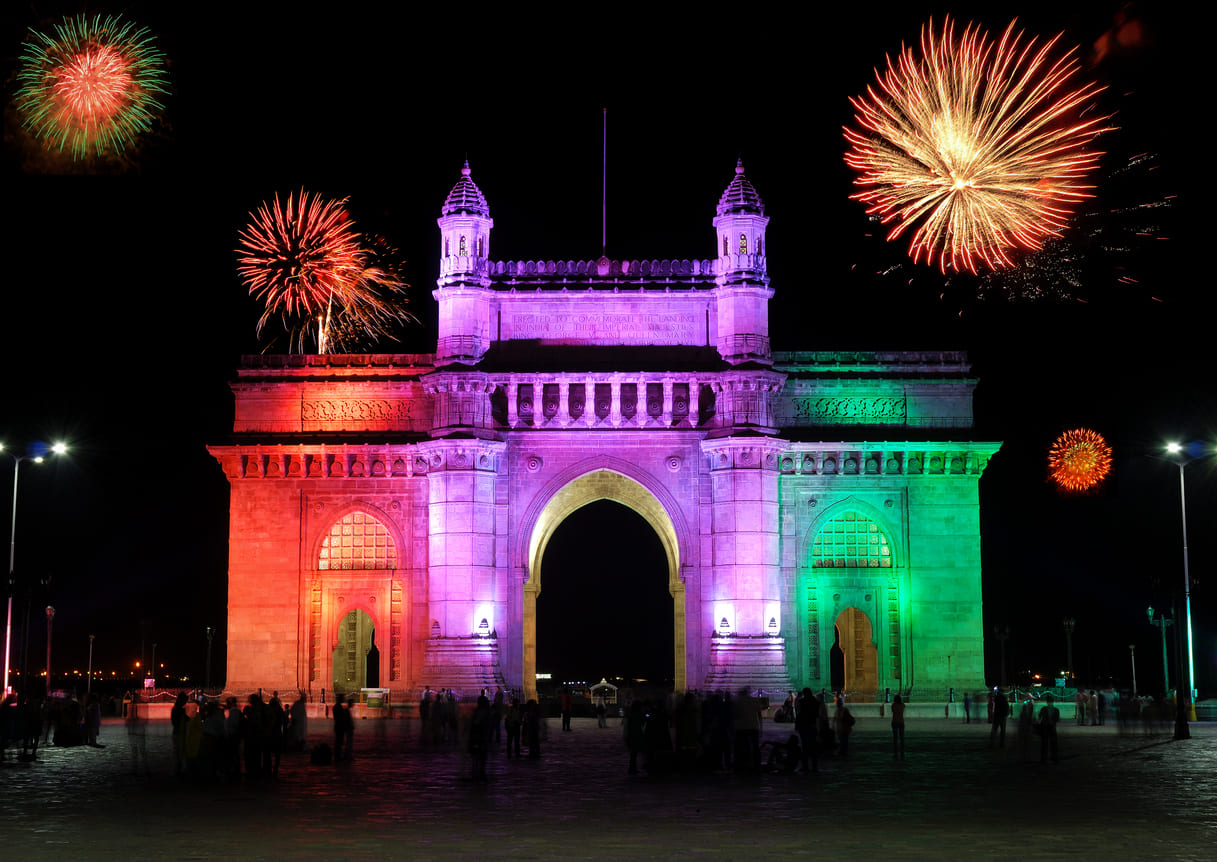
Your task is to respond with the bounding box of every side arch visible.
[520,466,687,699]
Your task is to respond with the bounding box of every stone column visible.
[688,378,700,428]
[700,437,789,692]
[506,380,519,428]
[662,377,674,427]
[416,439,506,690]
[584,377,596,427]
[635,375,648,427]
[558,379,570,427]
[610,375,622,427]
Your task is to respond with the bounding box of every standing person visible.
[963,691,972,723]
[170,692,189,775]
[560,689,573,732]
[794,688,819,773]
[731,687,762,771]
[1075,689,1087,725]
[989,689,1009,748]
[504,696,522,758]
[595,693,607,729]
[523,699,541,759]
[1016,698,1036,762]
[624,700,645,775]
[491,687,504,745]
[834,700,856,756]
[890,694,906,759]
[469,695,491,781]
[224,697,243,780]
[290,691,308,752]
[84,693,103,747]
[1039,693,1061,763]
[125,697,149,776]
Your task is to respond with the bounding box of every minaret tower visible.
[712,159,773,366]
[434,160,494,365]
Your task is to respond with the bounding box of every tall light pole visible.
[1147,606,1172,696]
[1165,442,1201,727]
[1062,618,1076,682]
[44,605,54,697]
[87,634,95,697]
[205,626,215,692]
[2,441,67,695]
[1129,644,1137,699]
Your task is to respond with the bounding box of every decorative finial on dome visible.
[441,159,490,217]
[462,158,471,178]
[736,157,745,175]
[717,158,764,216]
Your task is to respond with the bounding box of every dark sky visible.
[2,3,1208,694]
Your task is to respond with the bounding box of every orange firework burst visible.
[1048,428,1113,492]
[237,191,413,353]
[844,18,1110,274]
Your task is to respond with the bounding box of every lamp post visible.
[87,634,95,697]
[993,625,1010,688]
[1129,644,1137,699]
[44,605,54,697]
[205,626,215,692]
[1062,618,1076,682]
[1164,442,1201,728]
[2,441,68,695]
[1147,606,1172,697]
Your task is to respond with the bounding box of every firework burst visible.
[845,18,1110,274]
[237,191,413,353]
[16,14,169,159]
[1049,428,1113,493]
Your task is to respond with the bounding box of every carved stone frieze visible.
[793,396,906,423]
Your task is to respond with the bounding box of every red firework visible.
[1048,428,1113,492]
[237,191,410,353]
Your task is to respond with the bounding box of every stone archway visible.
[523,470,684,700]
[835,607,878,698]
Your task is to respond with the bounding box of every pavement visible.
[2,712,1214,860]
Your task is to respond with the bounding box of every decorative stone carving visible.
[793,396,907,423]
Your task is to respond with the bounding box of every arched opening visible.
[332,608,376,695]
[524,469,685,700]
[537,500,672,686]
[834,607,878,697]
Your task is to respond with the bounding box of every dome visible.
[441,160,490,217]
[716,158,764,216]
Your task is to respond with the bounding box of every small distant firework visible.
[16,14,169,159]
[844,18,1109,274]
[1049,428,1113,492]
[237,191,413,353]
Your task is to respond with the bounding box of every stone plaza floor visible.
[2,712,1214,860]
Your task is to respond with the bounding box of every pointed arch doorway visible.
[523,470,685,700]
[835,607,878,697]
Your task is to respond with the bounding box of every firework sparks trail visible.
[844,18,1111,274]
[16,14,169,159]
[237,191,413,353]
[1049,428,1113,493]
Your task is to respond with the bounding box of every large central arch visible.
[523,469,685,699]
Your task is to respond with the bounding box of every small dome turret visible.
[441,160,490,217]
[716,158,765,216]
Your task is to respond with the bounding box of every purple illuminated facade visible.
[210,161,1000,701]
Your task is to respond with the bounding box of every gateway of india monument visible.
[209,160,1000,703]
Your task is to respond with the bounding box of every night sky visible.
[2,3,1208,695]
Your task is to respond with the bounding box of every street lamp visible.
[2,440,68,695]
[205,626,215,692]
[44,605,54,697]
[1147,606,1173,697]
[1164,441,1203,728]
[1062,618,1076,682]
[1129,644,1137,699]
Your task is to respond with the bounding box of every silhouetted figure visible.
[890,694,905,759]
[560,690,572,731]
[469,695,491,781]
[963,692,972,723]
[1017,699,1035,761]
[732,688,762,771]
[523,699,541,759]
[84,693,103,747]
[171,692,189,774]
[645,699,673,772]
[243,694,265,778]
[504,697,522,758]
[1039,694,1060,763]
[834,701,855,756]
[267,696,286,776]
[125,697,149,775]
[290,691,309,752]
[794,688,819,772]
[624,700,645,775]
[492,687,504,743]
[989,689,1009,748]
